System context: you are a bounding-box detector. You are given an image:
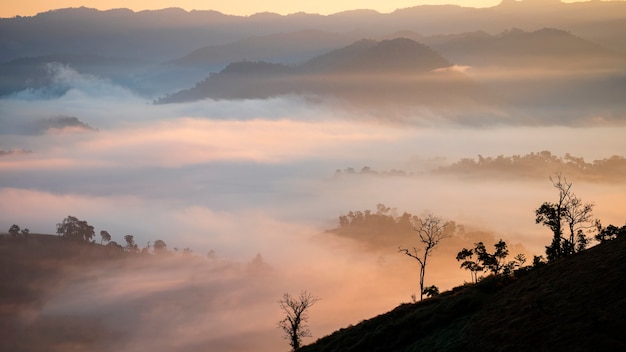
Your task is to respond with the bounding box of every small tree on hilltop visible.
[57,216,95,242]
[399,213,452,301]
[8,224,21,238]
[278,291,320,352]
[100,230,111,245]
[456,247,482,283]
[457,239,522,280]
[153,239,167,254]
[594,223,626,243]
[124,234,139,253]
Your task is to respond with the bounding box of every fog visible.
[2,65,626,351]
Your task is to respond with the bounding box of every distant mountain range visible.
[424,27,626,69]
[168,29,360,68]
[1,1,625,118]
[155,38,484,106]
[2,1,626,64]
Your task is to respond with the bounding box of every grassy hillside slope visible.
[301,237,626,352]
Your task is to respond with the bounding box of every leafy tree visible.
[536,174,594,262]
[100,230,111,244]
[456,248,482,283]
[21,228,29,238]
[56,216,95,242]
[513,253,527,267]
[8,224,20,238]
[595,223,626,243]
[399,213,451,301]
[278,291,320,352]
[422,285,440,298]
[475,240,510,275]
[153,239,167,254]
[124,234,139,253]
[106,241,124,252]
[457,240,521,279]
[532,255,547,268]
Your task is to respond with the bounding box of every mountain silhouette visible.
[426,27,626,69]
[156,38,482,106]
[169,30,359,68]
[300,37,451,74]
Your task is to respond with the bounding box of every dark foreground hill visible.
[300,237,626,352]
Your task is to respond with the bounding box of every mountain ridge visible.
[155,37,475,105]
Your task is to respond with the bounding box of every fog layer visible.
[2,63,626,351]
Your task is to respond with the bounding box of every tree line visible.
[5,215,196,257]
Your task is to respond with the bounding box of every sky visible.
[0,0,589,18]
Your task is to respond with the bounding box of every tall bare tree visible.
[278,291,320,351]
[399,213,451,301]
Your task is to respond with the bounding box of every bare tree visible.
[399,213,451,301]
[562,190,594,253]
[278,291,320,351]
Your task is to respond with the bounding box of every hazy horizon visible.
[0,0,589,18]
[2,1,626,351]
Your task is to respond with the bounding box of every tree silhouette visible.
[153,239,167,254]
[100,230,111,244]
[475,240,511,275]
[457,240,522,279]
[106,241,124,252]
[124,234,139,253]
[8,224,20,238]
[278,291,320,351]
[456,247,482,283]
[536,174,594,262]
[56,216,95,242]
[422,285,440,298]
[595,223,626,243]
[399,213,451,301]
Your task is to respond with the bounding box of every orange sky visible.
[0,1,587,18]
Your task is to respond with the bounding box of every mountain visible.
[300,237,626,352]
[3,1,626,64]
[424,27,626,69]
[168,29,360,68]
[155,38,483,107]
[300,37,451,74]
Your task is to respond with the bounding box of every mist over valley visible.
[2,1,626,351]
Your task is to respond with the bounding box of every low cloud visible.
[2,64,626,352]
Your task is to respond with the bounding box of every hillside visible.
[0,234,129,352]
[300,237,626,352]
